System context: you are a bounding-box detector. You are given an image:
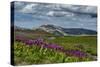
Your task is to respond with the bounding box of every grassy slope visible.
[45,36,97,56]
[13,30,97,65]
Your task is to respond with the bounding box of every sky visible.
[12,1,97,31]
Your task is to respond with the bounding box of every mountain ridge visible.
[14,24,97,36]
[38,24,97,36]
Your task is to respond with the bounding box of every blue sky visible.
[13,1,97,31]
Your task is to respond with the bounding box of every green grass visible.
[13,36,97,65]
[45,36,97,55]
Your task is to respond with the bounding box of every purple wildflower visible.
[24,40,34,45]
[44,43,64,51]
[65,50,87,58]
[15,35,87,58]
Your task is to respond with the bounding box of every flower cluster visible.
[65,50,87,58]
[15,35,63,51]
[15,35,87,58]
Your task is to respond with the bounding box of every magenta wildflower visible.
[15,35,87,58]
[65,50,87,58]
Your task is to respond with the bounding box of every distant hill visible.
[14,25,54,37]
[38,24,97,36]
[14,24,97,36]
[62,28,97,35]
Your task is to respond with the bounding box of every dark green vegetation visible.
[13,30,97,65]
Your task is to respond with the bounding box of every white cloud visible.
[14,2,97,22]
[14,1,25,9]
[46,11,54,16]
[15,2,97,16]
[60,5,97,14]
[84,7,97,13]
[46,11,74,17]
[20,4,38,13]
[14,2,24,6]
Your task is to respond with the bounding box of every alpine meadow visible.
[11,1,97,66]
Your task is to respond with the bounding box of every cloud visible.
[61,5,97,14]
[81,6,97,14]
[46,11,75,18]
[14,2,97,18]
[14,2,26,10]
[14,1,97,23]
[20,4,38,13]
